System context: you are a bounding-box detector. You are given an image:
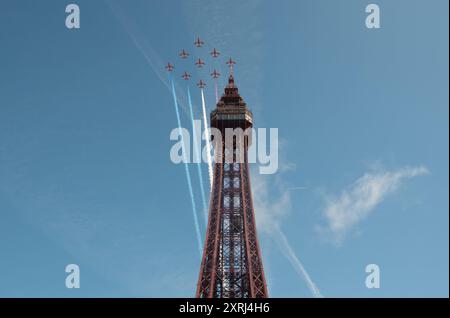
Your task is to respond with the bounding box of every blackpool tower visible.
[196,70,268,298]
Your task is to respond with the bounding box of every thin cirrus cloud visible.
[318,165,429,244]
[252,171,323,298]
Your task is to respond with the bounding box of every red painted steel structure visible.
[196,74,268,298]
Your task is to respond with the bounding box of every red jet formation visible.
[226,58,236,67]
[182,72,191,81]
[194,37,204,48]
[197,80,207,89]
[165,62,174,72]
[179,49,189,59]
[195,58,206,68]
[210,48,220,58]
[211,70,221,79]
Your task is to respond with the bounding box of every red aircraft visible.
[210,70,221,79]
[181,71,191,81]
[226,58,236,67]
[165,62,174,72]
[197,80,207,89]
[195,58,206,68]
[210,48,221,58]
[194,37,204,48]
[179,49,189,59]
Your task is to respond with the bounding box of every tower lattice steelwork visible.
[196,73,268,298]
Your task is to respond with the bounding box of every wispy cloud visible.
[252,171,323,298]
[252,172,291,234]
[318,165,429,244]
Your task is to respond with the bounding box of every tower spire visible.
[226,58,236,85]
[227,73,235,88]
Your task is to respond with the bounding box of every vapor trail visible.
[187,87,208,223]
[106,0,190,114]
[288,187,308,191]
[201,89,214,187]
[170,78,203,256]
[273,226,323,298]
[214,80,219,103]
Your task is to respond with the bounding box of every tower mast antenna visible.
[226,58,236,76]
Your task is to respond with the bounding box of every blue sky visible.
[0,0,448,297]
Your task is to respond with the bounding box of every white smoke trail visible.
[201,89,214,187]
[273,226,323,298]
[187,87,208,223]
[106,0,190,114]
[171,79,203,256]
[107,1,203,254]
[214,79,219,103]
